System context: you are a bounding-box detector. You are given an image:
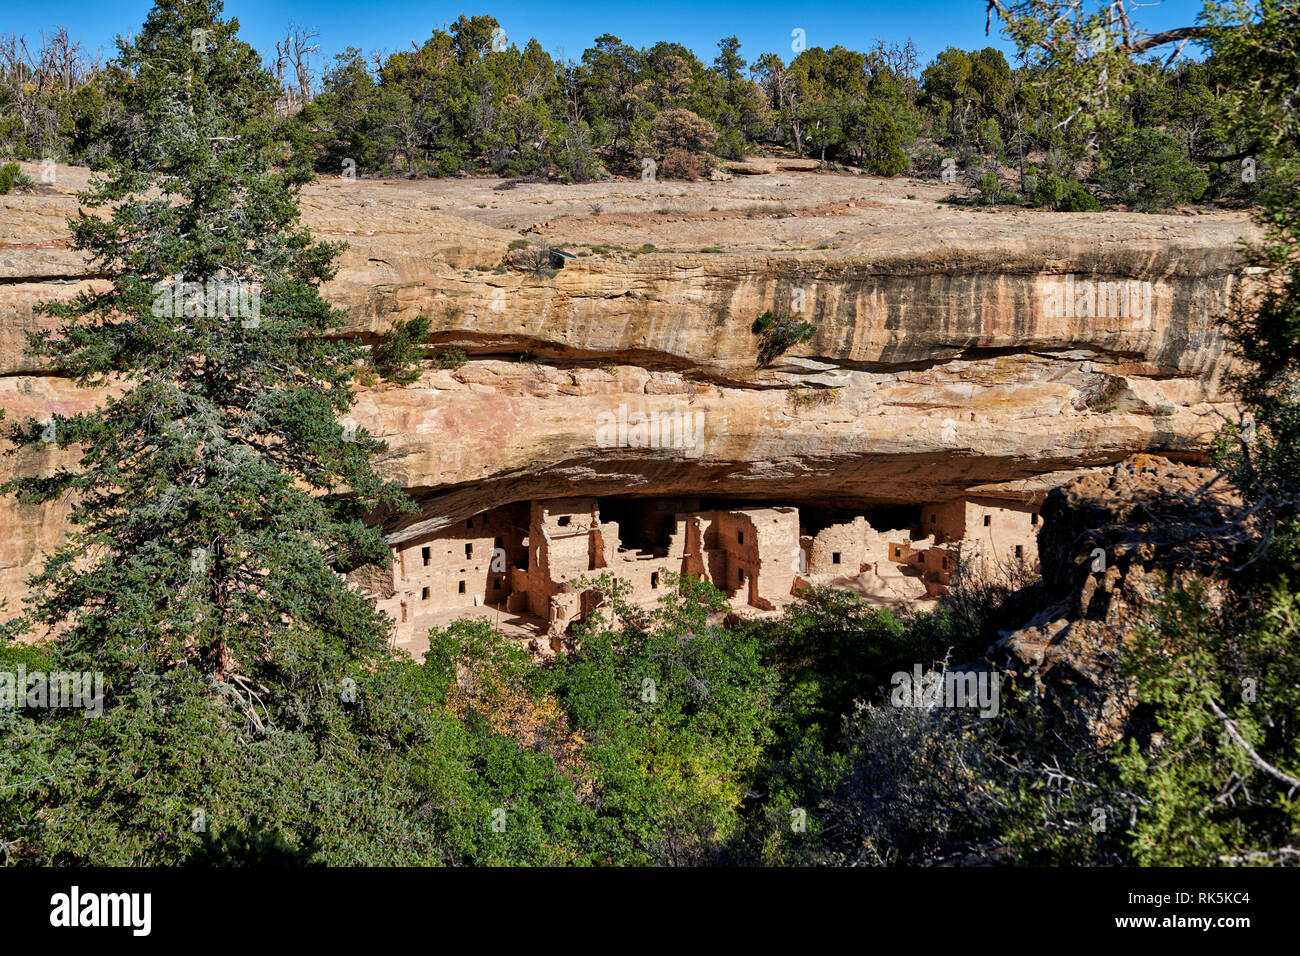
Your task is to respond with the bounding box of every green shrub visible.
[0,162,19,194]
[1031,174,1102,212]
[1096,129,1209,211]
[753,310,817,366]
[975,170,1002,205]
[432,347,467,370]
[371,316,431,384]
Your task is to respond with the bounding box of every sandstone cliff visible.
[0,161,1257,607]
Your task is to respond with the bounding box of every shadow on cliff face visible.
[990,454,1259,745]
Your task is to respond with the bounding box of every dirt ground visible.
[4,156,1254,259]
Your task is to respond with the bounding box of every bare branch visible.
[1207,697,1300,794]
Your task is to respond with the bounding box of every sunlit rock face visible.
[0,163,1254,611]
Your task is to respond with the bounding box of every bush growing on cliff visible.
[372,316,432,384]
[432,346,468,371]
[753,310,817,366]
[513,244,557,278]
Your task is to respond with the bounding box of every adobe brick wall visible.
[368,494,1042,649]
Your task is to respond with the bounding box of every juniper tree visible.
[988,0,1300,864]
[4,0,409,802]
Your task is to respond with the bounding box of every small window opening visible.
[421,546,431,566]
[832,552,841,565]
[458,580,466,593]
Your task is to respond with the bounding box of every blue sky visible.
[9,1,1209,72]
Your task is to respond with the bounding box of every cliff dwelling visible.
[360,494,1042,654]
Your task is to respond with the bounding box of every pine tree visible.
[2,1,414,861]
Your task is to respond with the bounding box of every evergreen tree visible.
[2,0,414,862]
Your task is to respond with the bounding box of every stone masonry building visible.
[360,495,1042,651]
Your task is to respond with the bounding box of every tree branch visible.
[1207,697,1300,794]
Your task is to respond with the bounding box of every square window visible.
[558,516,571,527]
[832,552,841,564]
